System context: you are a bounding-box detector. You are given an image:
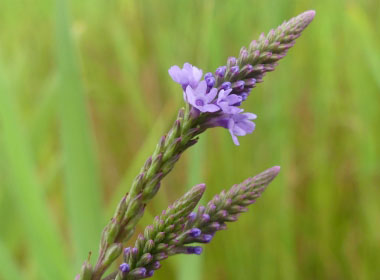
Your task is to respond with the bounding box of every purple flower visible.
[230,66,240,75]
[227,112,257,145]
[151,261,161,270]
[215,66,227,77]
[119,263,130,273]
[168,63,203,89]
[202,234,213,243]
[184,81,220,113]
[201,213,210,223]
[131,267,147,277]
[146,270,155,277]
[189,228,202,238]
[187,246,203,255]
[245,78,256,87]
[204,72,215,88]
[241,92,249,101]
[221,82,231,90]
[124,247,131,256]
[217,89,243,114]
[188,212,197,221]
[233,80,245,91]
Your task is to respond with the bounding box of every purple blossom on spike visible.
[241,92,249,101]
[216,89,243,114]
[119,263,130,273]
[168,63,203,89]
[230,66,239,75]
[184,81,220,113]
[151,261,161,270]
[189,228,202,238]
[132,267,147,277]
[245,78,256,87]
[201,213,210,223]
[85,11,314,280]
[215,66,227,77]
[124,247,131,256]
[232,80,245,91]
[147,270,154,277]
[202,234,213,243]
[187,246,203,255]
[227,56,237,66]
[227,113,257,146]
[204,72,215,88]
[221,82,231,90]
[188,212,197,221]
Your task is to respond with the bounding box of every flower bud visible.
[215,66,227,77]
[189,228,202,238]
[221,82,231,90]
[119,263,130,273]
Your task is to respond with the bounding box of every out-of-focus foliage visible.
[0,0,379,279]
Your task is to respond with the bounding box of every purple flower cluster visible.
[169,63,257,145]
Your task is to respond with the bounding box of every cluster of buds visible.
[111,166,280,280]
[77,10,315,280]
[169,10,316,145]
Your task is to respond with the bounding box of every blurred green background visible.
[0,0,379,279]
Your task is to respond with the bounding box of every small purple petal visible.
[146,270,155,277]
[241,92,249,101]
[226,112,257,145]
[215,66,227,77]
[217,89,243,114]
[151,261,161,270]
[185,82,220,112]
[230,66,239,75]
[168,65,183,84]
[245,78,256,87]
[204,72,215,87]
[131,267,147,277]
[233,80,245,91]
[189,228,202,238]
[227,56,237,66]
[202,104,220,113]
[202,234,213,243]
[124,247,131,256]
[119,263,130,273]
[187,246,203,255]
[169,63,203,89]
[205,88,218,103]
[201,213,210,223]
[188,212,197,221]
[221,82,231,90]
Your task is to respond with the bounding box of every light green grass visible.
[0,0,379,279]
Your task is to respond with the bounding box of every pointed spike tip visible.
[193,183,206,193]
[300,10,316,25]
[271,165,281,175]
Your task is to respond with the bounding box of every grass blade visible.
[0,60,71,280]
[55,0,104,269]
[0,238,23,279]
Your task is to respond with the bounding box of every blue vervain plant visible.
[76,10,315,280]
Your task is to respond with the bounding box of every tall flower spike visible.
[80,11,315,280]
[215,10,316,93]
[109,167,280,280]
[110,184,206,280]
